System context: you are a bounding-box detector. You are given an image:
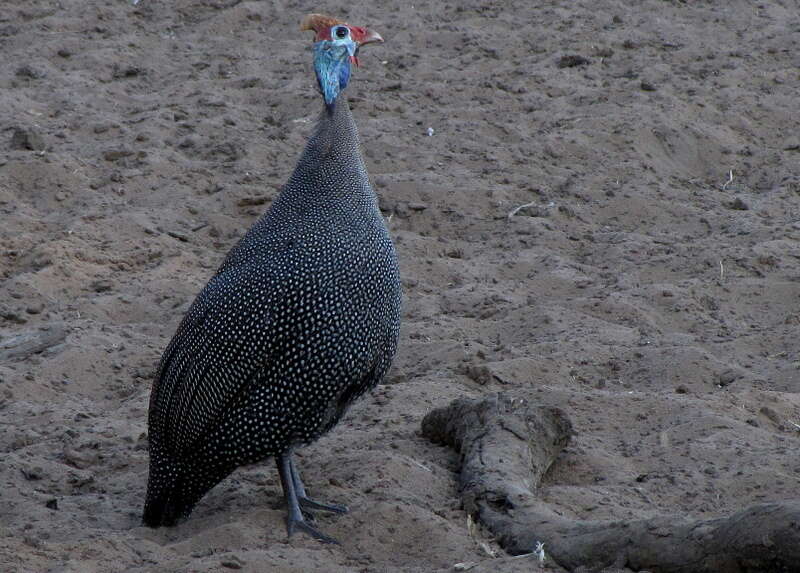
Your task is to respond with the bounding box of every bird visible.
[142,13,400,544]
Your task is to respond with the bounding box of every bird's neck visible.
[309,94,361,164]
[283,94,371,200]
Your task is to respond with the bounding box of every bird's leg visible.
[276,451,338,544]
[290,457,349,514]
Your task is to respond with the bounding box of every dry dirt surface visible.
[2,1,799,572]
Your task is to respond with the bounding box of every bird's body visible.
[143,17,399,541]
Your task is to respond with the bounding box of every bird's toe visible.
[299,496,349,514]
[287,517,340,544]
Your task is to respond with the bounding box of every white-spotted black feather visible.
[143,91,401,530]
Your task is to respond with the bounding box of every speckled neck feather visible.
[284,96,372,200]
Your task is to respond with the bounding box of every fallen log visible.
[421,393,800,573]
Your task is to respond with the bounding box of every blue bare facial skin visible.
[313,25,357,107]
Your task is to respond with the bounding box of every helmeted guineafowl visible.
[142,13,400,543]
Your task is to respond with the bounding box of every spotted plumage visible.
[143,15,398,542]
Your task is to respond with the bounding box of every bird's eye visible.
[333,26,349,39]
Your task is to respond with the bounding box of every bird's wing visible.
[148,227,397,460]
[149,265,286,458]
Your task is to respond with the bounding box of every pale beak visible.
[359,29,384,47]
[352,28,383,67]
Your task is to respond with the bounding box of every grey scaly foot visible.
[290,458,349,514]
[288,517,339,544]
[276,452,339,544]
[300,497,349,514]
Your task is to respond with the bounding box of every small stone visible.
[718,369,740,387]
[394,202,410,218]
[103,149,134,162]
[377,195,396,215]
[759,406,782,426]
[728,197,749,210]
[783,136,800,151]
[112,65,143,79]
[640,81,657,91]
[558,54,590,68]
[10,127,46,151]
[408,202,428,212]
[21,467,42,480]
[178,137,197,149]
[236,195,267,207]
[675,384,689,394]
[15,64,44,79]
[387,371,407,384]
[90,279,113,293]
[0,306,27,324]
[166,230,189,242]
[558,205,576,218]
[25,303,44,315]
[45,498,58,510]
[594,47,614,58]
[237,77,262,89]
[464,364,493,385]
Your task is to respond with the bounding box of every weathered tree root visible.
[421,393,800,573]
[0,324,67,362]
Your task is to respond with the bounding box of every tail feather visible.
[143,460,184,527]
[142,450,198,527]
[142,488,183,527]
[142,449,235,527]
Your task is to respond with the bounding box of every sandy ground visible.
[1,1,799,571]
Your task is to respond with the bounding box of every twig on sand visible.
[506,541,546,565]
[719,259,725,281]
[466,514,497,558]
[508,200,538,219]
[535,541,546,564]
[721,169,734,190]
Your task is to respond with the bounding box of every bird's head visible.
[301,14,383,108]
